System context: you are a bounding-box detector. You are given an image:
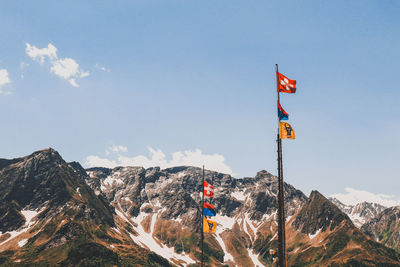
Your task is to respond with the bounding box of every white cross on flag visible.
[277,72,296,93]
[203,181,214,197]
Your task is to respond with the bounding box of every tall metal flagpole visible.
[201,165,205,267]
[276,64,287,267]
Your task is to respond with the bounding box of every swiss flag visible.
[278,72,296,93]
[203,181,214,197]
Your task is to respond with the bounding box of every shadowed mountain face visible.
[0,148,114,233]
[0,148,400,266]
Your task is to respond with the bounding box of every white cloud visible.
[0,69,11,95]
[330,187,400,207]
[85,146,234,175]
[0,69,11,87]
[85,156,118,169]
[25,43,57,64]
[50,58,79,79]
[25,43,89,87]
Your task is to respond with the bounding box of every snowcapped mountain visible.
[329,197,386,228]
[85,166,308,266]
[1,148,400,266]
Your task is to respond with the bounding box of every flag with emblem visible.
[277,72,296,93]
[203,181,214,197]
[279,121,295,139]
[203,218,217,233]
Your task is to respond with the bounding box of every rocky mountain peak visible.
[252,170,273,181]
[293,190,351,235]
[0,148,115,233]
[27,147,63,163]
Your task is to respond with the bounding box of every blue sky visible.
[1,1,400,205]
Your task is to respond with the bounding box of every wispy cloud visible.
[25,43,89,87]
[330,187,400,207]
[95,63,111,73]
[85,146,234,175]
[20,62,30,79]
[105,145,128,155]
[0,69,12,95]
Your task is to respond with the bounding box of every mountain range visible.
[0,148,400,266]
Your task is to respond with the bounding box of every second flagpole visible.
[201,165,204,267]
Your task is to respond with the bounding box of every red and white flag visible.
[277,72,296,93]
[203,181,214,197]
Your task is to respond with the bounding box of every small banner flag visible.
[277,72,296,93]
[203,218,217,233]
[204,181,214,197]
[279,121,296,139]
[203,202,216,216]
[278,101,289,121]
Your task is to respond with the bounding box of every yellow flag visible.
[203,218,217,233]
[279,122,295,139]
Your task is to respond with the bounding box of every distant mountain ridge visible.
[362,206,400,253]
[328,197,400,254]
[329,197,386,228]
[0,148,399,266]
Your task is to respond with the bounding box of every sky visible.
[0,1,400,206]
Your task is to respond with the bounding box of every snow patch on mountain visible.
[112,227,121,234]
[214,221,234,264]
[103,172,124,187]
[21,209,40,225]
[309,228,321,240]
[18,239,27,247]
[116,207,195,265]
[247,248,265,267]
[0,209,42,246]
[215,231,234,263]
[231,190,246,201]
[76,187,81,197]
[215,214,235,230]
[245,213,260,238]
[348,213,365,228]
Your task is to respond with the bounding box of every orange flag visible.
[279,122,296,139]
[203,218,217,233]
